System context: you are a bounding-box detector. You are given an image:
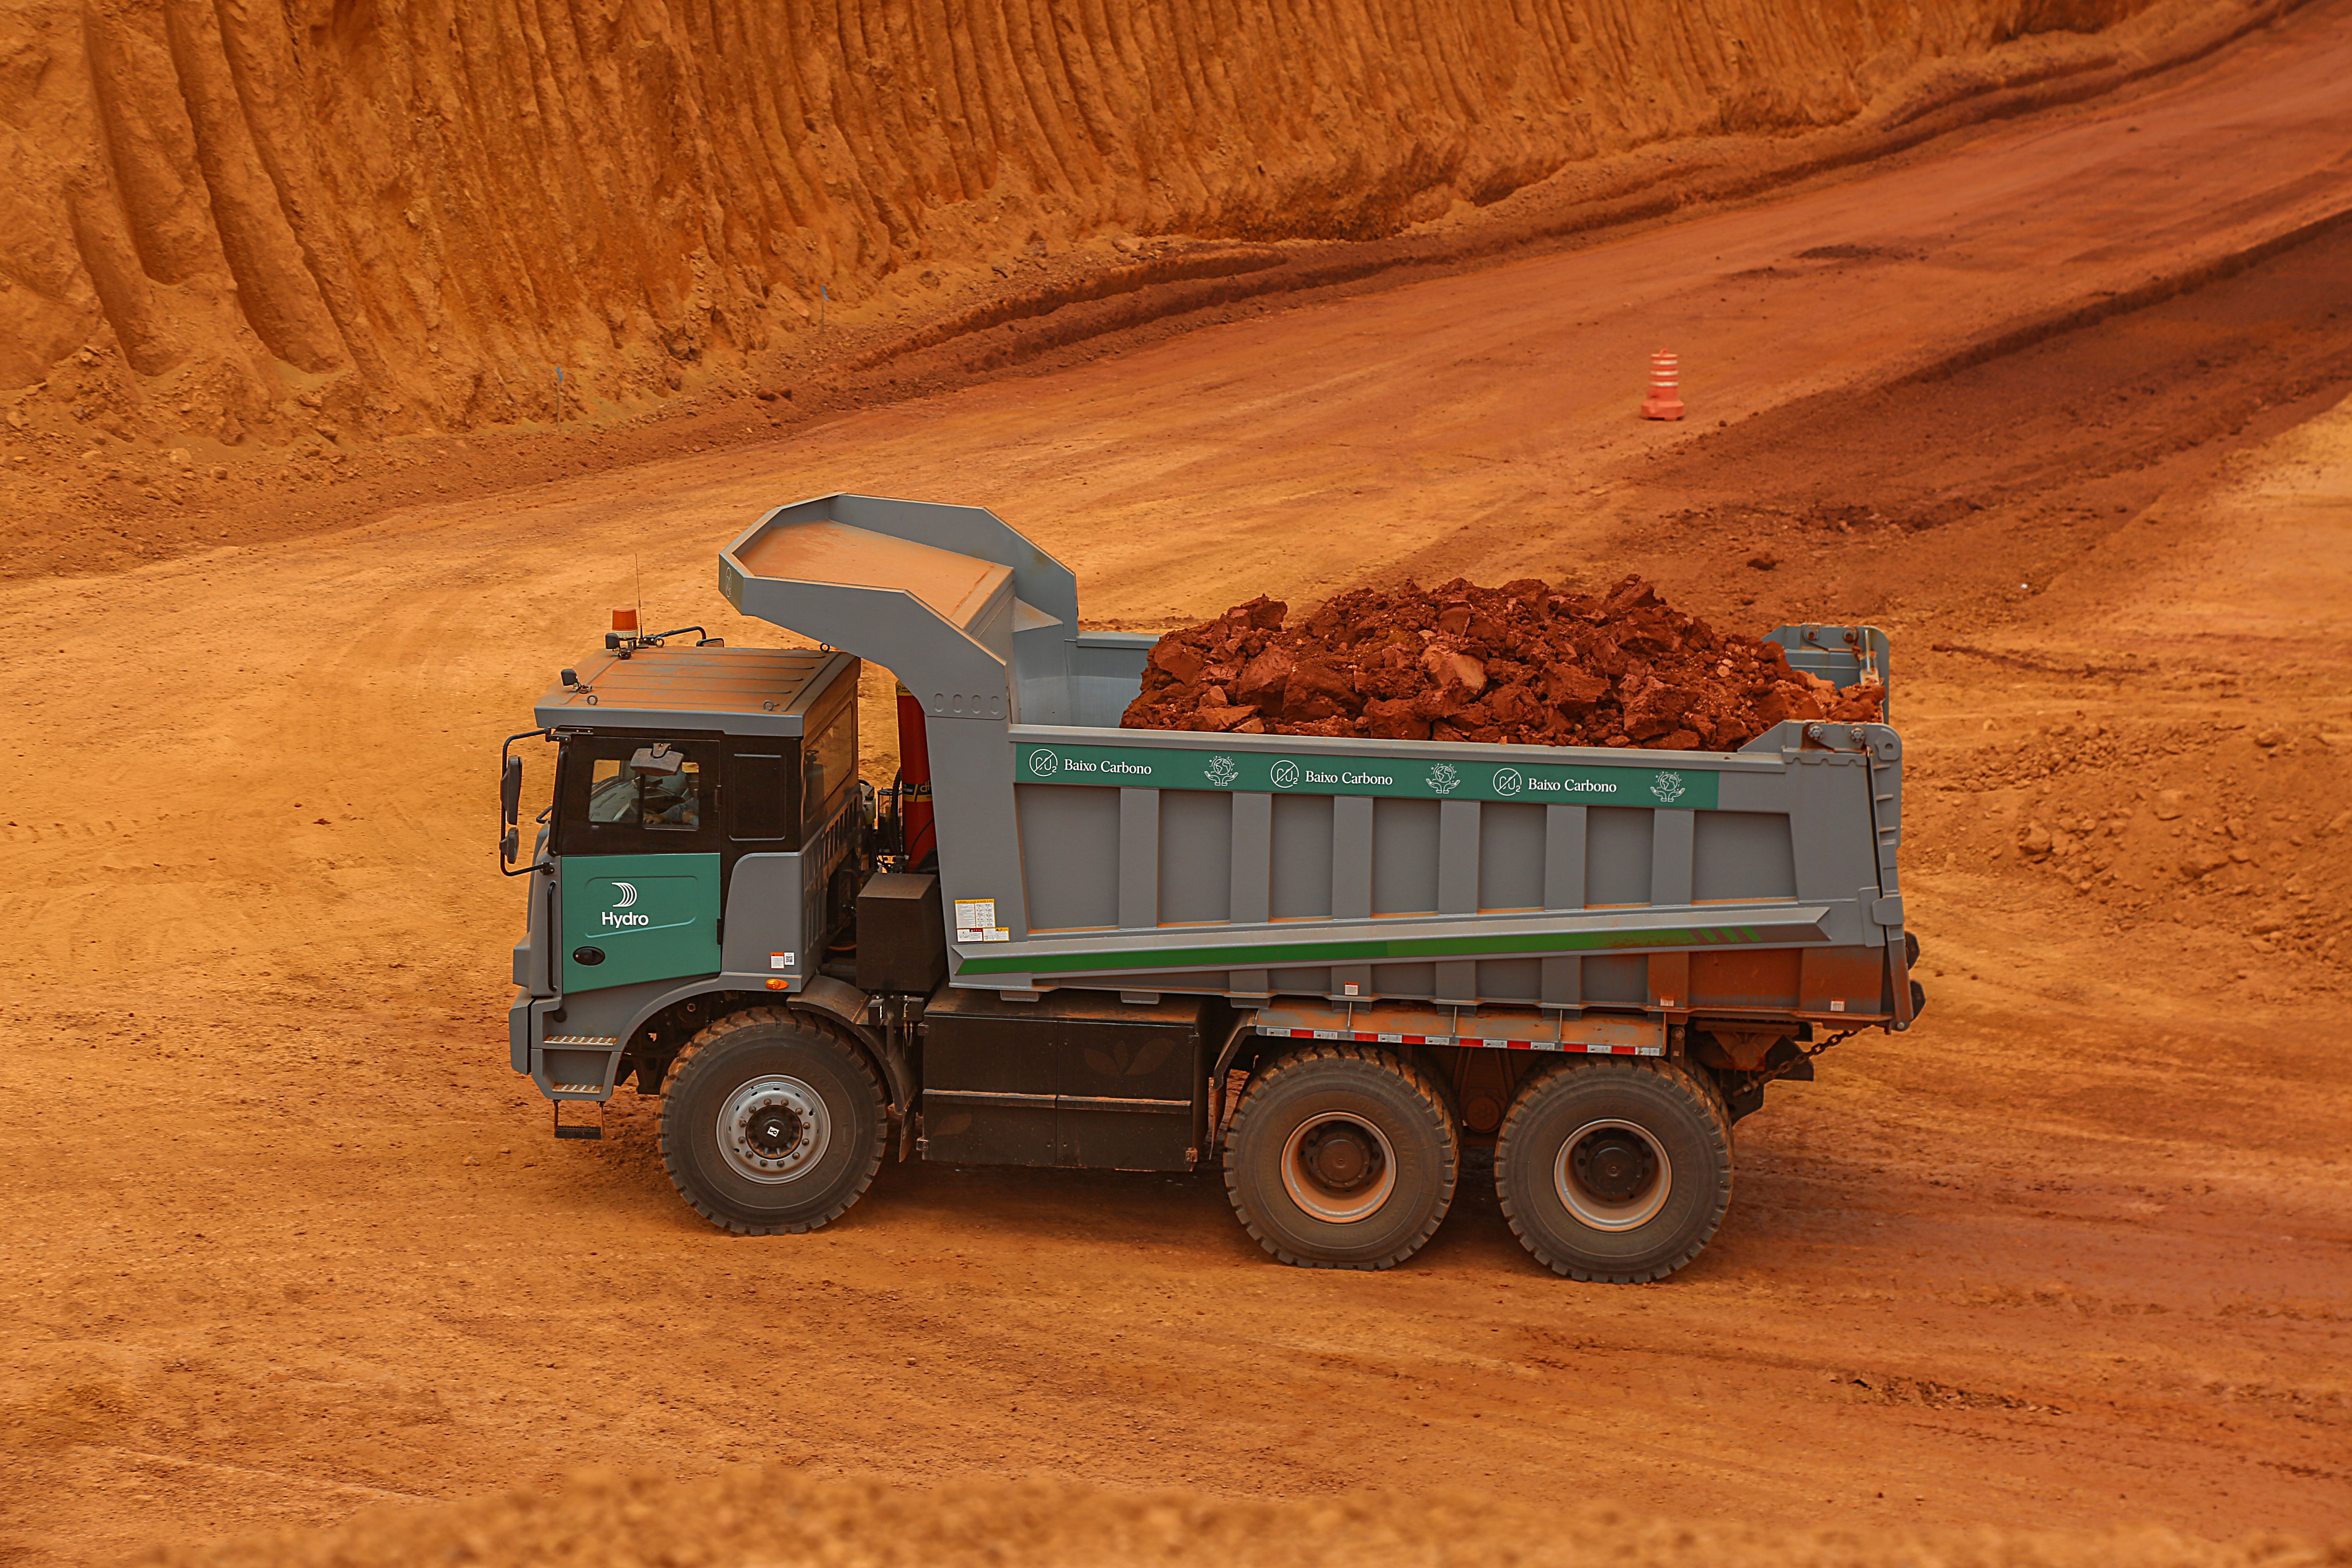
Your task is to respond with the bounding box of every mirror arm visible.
[499,729,552,875]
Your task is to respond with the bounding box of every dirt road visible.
[5,8,2350,1563]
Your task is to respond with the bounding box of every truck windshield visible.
[587,756,702,829]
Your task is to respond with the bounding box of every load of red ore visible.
[1120,575,1885,751]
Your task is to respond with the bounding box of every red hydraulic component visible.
[1640,350,1685,420]
[894,681,937,867]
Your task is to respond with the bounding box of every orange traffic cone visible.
[1641,351,1685,420]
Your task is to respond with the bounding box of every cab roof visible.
[535,645,856,737]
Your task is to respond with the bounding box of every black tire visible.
[1223,1045,1457,1270]
[1495,1058,1732,1283]
[658,1007,886,1236]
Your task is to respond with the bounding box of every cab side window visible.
[587,758,633,822]
[729,752,797,842]
[556,739,717,854]
[586,752,700,829]
[803,703,856,826]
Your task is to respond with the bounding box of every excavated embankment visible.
[0,0,2254,460]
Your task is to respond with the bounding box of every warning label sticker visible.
[953,898,1009,944]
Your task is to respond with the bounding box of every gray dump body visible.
[722,494,1912,1036]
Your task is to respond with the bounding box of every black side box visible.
[856,872,947,994]
[921,988,1207,1171]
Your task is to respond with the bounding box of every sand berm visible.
[110,1468,2352,1568]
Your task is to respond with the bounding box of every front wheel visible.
[1495,1058,1731,1282]
[1223,1045,1457,1270]
[658,1008,886,1236]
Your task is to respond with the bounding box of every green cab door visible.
[561,853,721,994]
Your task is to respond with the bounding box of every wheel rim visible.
[1554,1117,1671,1231]
[1279,1113,1397,1223]
[717,1075,832,1184]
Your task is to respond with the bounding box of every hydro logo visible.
[601,881,651,928]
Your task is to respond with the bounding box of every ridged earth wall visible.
[0,0,2171,441]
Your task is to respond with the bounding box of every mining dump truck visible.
[502,494,1922,1278]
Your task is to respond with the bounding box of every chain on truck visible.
[499,494,1926,1279]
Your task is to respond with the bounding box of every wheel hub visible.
[1303,1124,1378,1190]
[1572,1131,1653,1203]
[746,1105,806,1159]
[1555,1118,1672,1232]
[717,1076,832,1185]
[1280,1113,1397,1223]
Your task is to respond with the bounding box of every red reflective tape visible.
[1504,1040,1532,1050]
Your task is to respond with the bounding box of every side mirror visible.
[501,754,523,825]
[501,825,520,866]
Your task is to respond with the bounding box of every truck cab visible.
[508,639,866,1109]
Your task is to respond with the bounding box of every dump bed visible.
[722,494,1912,1029]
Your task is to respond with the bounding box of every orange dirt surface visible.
[107,1471,2352,1568]
[4,7,2352,1566]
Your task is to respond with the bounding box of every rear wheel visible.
[1223,1045,1456,1270]
[1495,1058,1731,1282]
[658,1008,886,1236]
